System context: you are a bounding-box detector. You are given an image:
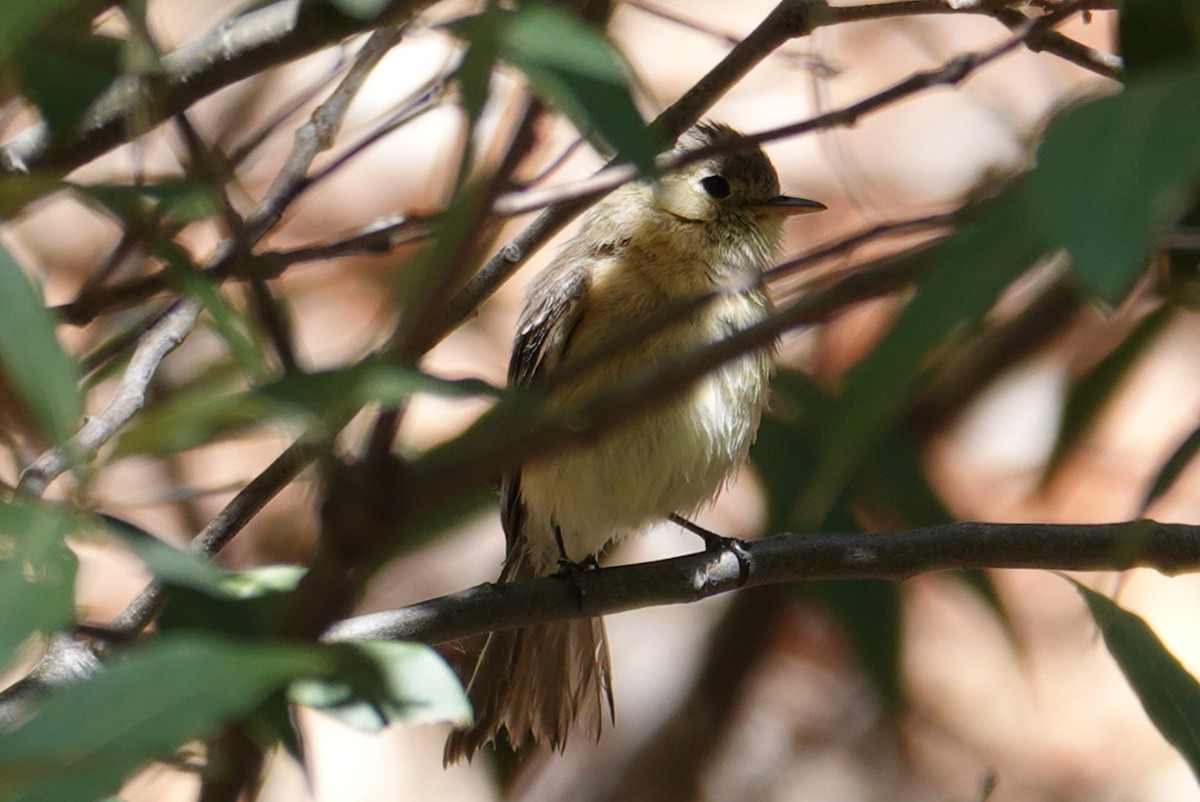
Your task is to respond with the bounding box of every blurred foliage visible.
[1,0,1200,799]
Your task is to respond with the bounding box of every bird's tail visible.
[443,552,613,764]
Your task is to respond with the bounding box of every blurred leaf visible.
[0,500,77,673]
[1141,420,1200,512]
[750,370,831,533]
[1030,62,1200,300]
[326,0,392,21]
[1044,304,1174,483]
[0,243,82,444]
[290,641,470,731]
[158,566,306,640]
[0,174,65,218]
[74,180,220,227]
[18,32,121,137]
[258,360,497,420]
[457,3,656,172]
[852,430,1014,637]
[807,578,903,713]
[805,185,1049,525]
[0,634,330,802]
[1073,580,1200,781]
[156,240,269,383]
[98,513,227,592]
[1119,0,1200,76]
[112,381,272,457]
[249,689,306,765]
[114,358,496,457]
[852,429,953,528]
[0,0,92,53]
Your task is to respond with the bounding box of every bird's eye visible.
[699,175,731,200]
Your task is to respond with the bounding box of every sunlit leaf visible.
[1073,581,1200,781]
[291,640,470,731]
[0,500,77,673]
[0,244,82,444]
[0,634,330,802]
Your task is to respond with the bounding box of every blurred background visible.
[5,1,1200,801]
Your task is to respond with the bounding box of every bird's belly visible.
[519,338,771,569]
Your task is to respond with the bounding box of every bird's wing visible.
[500,253,593,563]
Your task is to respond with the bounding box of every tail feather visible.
[443,616,612,764]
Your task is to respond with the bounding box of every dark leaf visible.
[804,185,1049,525]
[457,4,657,172]
[1029,62,1200,300]
[1044,304,1174,483]
[1119,0,1200,76]
[17,33,121,137]
[1141,419,1200,512]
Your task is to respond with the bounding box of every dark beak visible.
[756,195,827,216]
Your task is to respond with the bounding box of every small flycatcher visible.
[444,122,825,763]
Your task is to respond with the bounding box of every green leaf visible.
[157,565,306,639]
[0,0,92,53]
[1140,420,1200,512]
[1073,581,1200,781]
[290,641,470,731]
[0,244,82,443]
[804,186,1050,525]
[326,0,393,21]
[806,578,903,713]
[257,360,497,419]
[0,501,77,672]
[1119,0,1200,77]
[18,33,121,137]
[111,381,272,457]
[98,513,227,593]
[458,4,656,173]
[0,174,65,218]
[156,241,269,383]
[74,181,220,227]
[1044,304,1174,483]
[750,370,830,532]
[0,634,330,802]
[1029,63,1200,300]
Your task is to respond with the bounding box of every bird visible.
[444,122,825,764]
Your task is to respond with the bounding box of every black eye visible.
[699,174,731,199]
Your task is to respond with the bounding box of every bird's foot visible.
[669,513,754,585]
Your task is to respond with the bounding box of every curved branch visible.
[0,0,425,176]
[324,519,1200,645]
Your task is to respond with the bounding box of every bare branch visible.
[0,0,426,176]
[17,300,202,497]
[325,519,1200,645]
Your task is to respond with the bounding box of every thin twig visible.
[17,300,202,497]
